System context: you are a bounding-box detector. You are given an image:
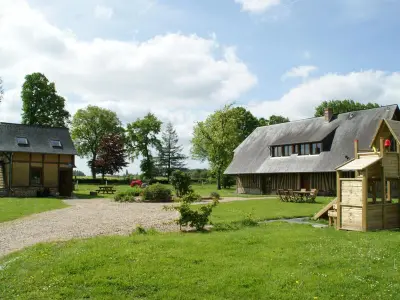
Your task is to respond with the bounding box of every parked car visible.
[130,179,143,187]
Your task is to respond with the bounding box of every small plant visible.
[210,192,220,200]
[181,191,202,203]
[131,225,159,235]
[114,188,142,202]
[142,183,172,202]
[165,197,219,231]
[171,170,192,197]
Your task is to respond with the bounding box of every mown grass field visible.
[73,183,271,199]
[0,198,68,223]
[1,222,400,299]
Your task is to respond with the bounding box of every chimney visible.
[324,108,333,122]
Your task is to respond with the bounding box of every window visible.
[30,167,42,186]
[276,146,282,157]
[50,140,62,148]
[283,145,292,156]
[300,144,305,155]
[304,144,310,155]
[312,143,322,155]
[293,145,299,154]
[16,137,28,145]
[390,136,397,152]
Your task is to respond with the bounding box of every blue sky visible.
[1,0,400,175]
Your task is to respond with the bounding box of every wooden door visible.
[300,174,311,190]
[59,169,73,197]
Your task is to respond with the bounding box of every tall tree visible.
[258,115,289,126]
[232,107,260,141]
[157,122,187,182]
[191,104,240,190]
[71,105,123,179]
[91,134,128,179]
[314,100,380,117]
[126,113,162,180]
[0,77,3,102]
[21,73,70,127]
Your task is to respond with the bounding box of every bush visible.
[222,175,235,189]
[114,188,142,202]
[171,170,192,197]
[142,184,172,202]
[181,191,202,203]
[165,197,219,231]
[210,192,220,200]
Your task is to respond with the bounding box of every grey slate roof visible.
[0,123,77,155]
[386,120,400,143]
[225,105,398,174]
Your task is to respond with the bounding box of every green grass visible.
[2,223,400,299]
[209,197,332,224]
[74,183,271,199]
[0,198,68,223]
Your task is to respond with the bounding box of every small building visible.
[333,119,400,231]
[0,123,77,197]
[225,105,400,196]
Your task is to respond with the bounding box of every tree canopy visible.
[232,107,260,141]
[314,100,380,117]
[259,115,289,126]
[156,122,187,182]
[21,73,70,127]
[71,105,123,179]
[91,134,128,179]
[126,113,162,180]
[191,104,240,190]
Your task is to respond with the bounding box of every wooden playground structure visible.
[315,119,400,231]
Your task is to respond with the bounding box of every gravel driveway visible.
[0,199,179,257]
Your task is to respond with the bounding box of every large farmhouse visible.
[225,105,400,195]
[0,123,77,197]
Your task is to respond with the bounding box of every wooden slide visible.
[313,197,337,220]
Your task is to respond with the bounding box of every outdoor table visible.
[96,186,116,194]
[293,191,311,202]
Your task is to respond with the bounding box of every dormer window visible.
[50,140,62,148]
[16,137,28,146]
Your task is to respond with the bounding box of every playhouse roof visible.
[0,123,77,155]
[336,155,381,171]
[225,105,398,174]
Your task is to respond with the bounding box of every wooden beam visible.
[380,137,385,157]
[336,171,342,230]
[387,180,392,202]
[362,169,368,232]
[354,139,359,159]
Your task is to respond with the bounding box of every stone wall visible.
[11,187,58,198]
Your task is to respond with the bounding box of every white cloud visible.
[250,70,400,120]
[94,5,114,20]
[235,0,281,13]
[0,0,257,174]
[281,65,317,81]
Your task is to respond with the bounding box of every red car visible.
[130,179,143,187]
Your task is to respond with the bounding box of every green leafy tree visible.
[73,170,86,176]
[171,170,192,197]
[232,107,260,141]
[191,104,240,190]
[21,73,70,127]
[314,100,380,117]
[259,115,289,126]
[71,105,123,179]
[126,113,162,180]
[156,122,187,182]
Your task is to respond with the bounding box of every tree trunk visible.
[217,169,221,190]
[91,153,97,179]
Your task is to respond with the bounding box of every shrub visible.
[171,170,192,197]
[181,191,202,203]
[210,192,220,200]
[165,197,219,231]
[222,175,235,189]
[114,188,142,202]
[142,183,172,202]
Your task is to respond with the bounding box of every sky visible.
[1,0,400,176]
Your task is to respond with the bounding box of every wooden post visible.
[381,166,386,203]
[387,180,392,202]
[372,180,377,204]
[336,170,342,230]
[380,137,385,157]
[354,139,359,159]
[362,168,368,232]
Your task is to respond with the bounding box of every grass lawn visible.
[0,198,68,223]
[209,197,333,225]
[1,223,400,299]
[74,183,271,199]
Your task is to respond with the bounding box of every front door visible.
[300,174,311,190]
[59,169,73,197]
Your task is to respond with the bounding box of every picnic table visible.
[96,186,116,194]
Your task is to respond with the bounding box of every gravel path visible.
[0,199,179,257]
[0,196,272,257]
